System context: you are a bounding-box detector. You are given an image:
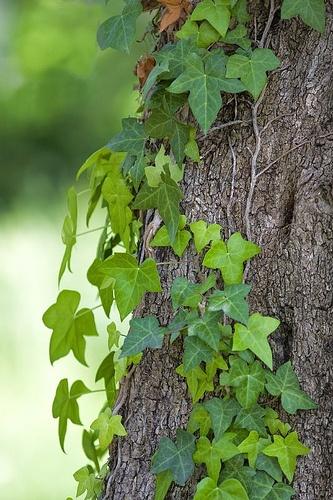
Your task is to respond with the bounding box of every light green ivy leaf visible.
[220,358,265,408]
[281,0,325,33]
[189,220,221,253]
[73,465,102,500]
[194,434,240,481]
[191,0,231,37]
[237,431,271,468]
[265,361,317,414]
[58,187,77,284]
[194,477,249,500]
[232,313,280,369]
[154,470,173,500]
[187,404,212,436]
[226,48,280,99]
[91,408,127,450]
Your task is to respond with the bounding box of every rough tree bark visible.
[104,2,333,498]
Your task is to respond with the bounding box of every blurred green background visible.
[0,0,150,498]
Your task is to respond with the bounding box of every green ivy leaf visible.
[208,284,251,324]
[43,290,98,365]
[226,48,280,99]
[189,220,221,253]
[184,127,200,162]
[91,408,127,450]
[108,118,146,188]
[264,409,291,437]
[187,404,212,436]
[237,431,271,468]
[203,232,261,285]
[234,404,267,436]
[95,351,116,406]
[176,364,214,402]
[133,167,183,243]
[220,358,265,408]
[265,361,317,414]
[194,477,249,500]
[168,52,244,133]
[151,216,191,258]
[94,254,161,320]
[58,187,77,283]
[232,0,250,23]
[87,259,115,317]
[263,431,310,482]
[183,336,214,372]
[120,316,166,357]
[204,397,240,440]
[52,379,91,452]
[188,311,223,351]
[265,482,295,500]
[191,0,231,37]
[256,454,283,483]
[281,0,325,32]
[73,465,102,500]
[194,434,240,481]
[97,0,143,53]
[171,275,215,309]
[223,24,251,49]
[82,429,100,472]
[232,313,280,369]
[154,470,173,500]
[145,146,184,187]
[145,94,190,164]
[220,455,256,490]
[107,322,121,350]
[151,429,196,486]
[247,471,274,500]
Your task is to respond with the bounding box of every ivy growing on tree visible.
[43,0,327,498]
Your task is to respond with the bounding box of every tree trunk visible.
[105,3,333,498]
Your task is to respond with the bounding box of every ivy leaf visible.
[145,94,190,164]
[203,232,261,285]
[226,48,280,99]
[95,254,161,320]
[234,404,267,436]
[168,52,244,133]
[145,145,184,187]
[263,432,310,482]
[189,220,221,253]
[188,311,223,351]
[52,379,91,452]
[256,454,283,483]
[191,0,231,37]
[183,336,215,372]
[151,429,196,486]
[247,471,274,500]
[232,313,280,369]
[184,127,200,162]
[95,352,116,406]
[82,429,100,472]
[194,434,240,481]
[204,397,240,440]
[281,0,325,33]
[208,284,251,325]
[265,483,295,500]
[187,404,211,436]
[107,322,121,350]
[194,477,249,500]
[87,259,115,317]
[43,290,98,365]
[133,168,183,242]
[264,408,291,437]
[220,456,255,491]
[97,0,143,53]
[154,470,173,500]
[237,431,271,468]
[73,466,102,500]
[223,24,251,50]
[151,216,191,258]
[108,118,146,187]
[91,408,127,450]
[265,361,317,414]
[176,364,214,402]
[171,275,215,309]
[220,358,265,408]
[58,187,77,283]
[120,316,166,357]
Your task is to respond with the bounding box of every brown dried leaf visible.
[135,55,156,87]
[157,0,190,32]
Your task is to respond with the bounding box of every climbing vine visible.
[43,0,325,498]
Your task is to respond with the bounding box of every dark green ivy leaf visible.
[97,0,143,53]
[133,168,183,243]
[265,361,317,414]
[204,397,240,440]
[220,455,256,491]
[43,290,98,365]
[171,275,215,309]
[188,311,223,351]
[151,430,196,486]
[247,471,274,500]
[168,52,245,133]
[208,284,251,324]
[264,482,295,500]
[183,336,215,372]
[234,404,267,437]
[120,316,166,357]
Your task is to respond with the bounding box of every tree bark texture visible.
[105,2,333,498]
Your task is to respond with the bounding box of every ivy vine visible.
[43,0,325,498]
